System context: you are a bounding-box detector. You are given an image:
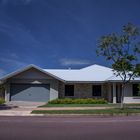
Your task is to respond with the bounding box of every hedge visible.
[48,98,107,104]
[0,98,5,105]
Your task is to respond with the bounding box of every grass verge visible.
[39,103,140,108]
[32,108,140,115]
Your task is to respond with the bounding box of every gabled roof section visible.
[80,64,112,71]
[0,64,65,83]
[44,64,114,82]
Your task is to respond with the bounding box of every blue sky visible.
[0,0,140,76]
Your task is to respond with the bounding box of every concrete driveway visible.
[7,101,45,108]
[0,101,45,116]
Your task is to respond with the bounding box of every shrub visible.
[48,98,107,104]
[0,98,5,105]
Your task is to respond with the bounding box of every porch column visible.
[5,86,7,102]
[5,84,10,102]
[108,84,112,102]
[113,83,116,103]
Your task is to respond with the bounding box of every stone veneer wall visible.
[102,84,109,100]
[74,84,92,98]
[58,81,108,99]
[58,81,65,98]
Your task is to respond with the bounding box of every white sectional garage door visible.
[10,84,50,102]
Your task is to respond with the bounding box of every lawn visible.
[32,108,140,115]
[39,103,140,108]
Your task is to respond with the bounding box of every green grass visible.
[39,104,116,107]
[39,103,140,108]
[125,104,140,107]
[32,108,140,115]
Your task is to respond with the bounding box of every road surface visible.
[0,116,140,140]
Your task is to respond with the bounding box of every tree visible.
[96,23,140,108]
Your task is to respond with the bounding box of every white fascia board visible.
[107,80,140,83]
[65,81,106,84]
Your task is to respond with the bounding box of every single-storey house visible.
[0,64,140,103]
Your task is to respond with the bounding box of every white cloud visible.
[0,19,42,48]
[2,0,33,5]
[9,53,19,59]
[0,52,27,68]
[60,58,91,66]
[0,58,27,68]
[0,54,28,77]
[22,0,32,4]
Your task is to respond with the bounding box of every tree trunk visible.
[120,84,125,109]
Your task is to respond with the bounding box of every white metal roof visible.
[0,64,140,83]
[107,75,140,81]
[44,64,114,82]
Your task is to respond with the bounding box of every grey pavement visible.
[0,116,140,140]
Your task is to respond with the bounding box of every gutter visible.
[64,81,106,84]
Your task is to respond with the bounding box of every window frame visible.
[92,85,102,97]
[132,84,140,97]
[65,85,74,97]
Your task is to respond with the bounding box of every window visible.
[65,85,74,96]
[133,84,140,96]
[92,85,101,96]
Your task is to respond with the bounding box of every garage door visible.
[10,84,50,102]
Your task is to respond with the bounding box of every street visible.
[0,116,140,140]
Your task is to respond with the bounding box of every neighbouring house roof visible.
[0,64,140,83]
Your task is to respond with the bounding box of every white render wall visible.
[123,83,140,103]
